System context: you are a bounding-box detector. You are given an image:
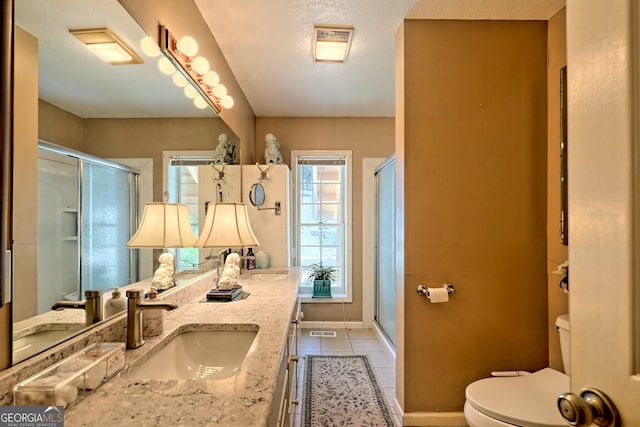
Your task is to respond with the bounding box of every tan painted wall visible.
[0,25,40,366]
[38,102,234,203]
[39,100,83,150]
[12,27,38,323]
[117,0,256,165]
[547,8,569,372]
[82,117,236,201]
[256,117,395,321]
[399,20,548,412]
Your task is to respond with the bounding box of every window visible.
[164,152,213,272]
[292,150,352,300]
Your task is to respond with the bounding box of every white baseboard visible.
[299,320,363,330]
[372,321,396,359]
[401,412,467,426]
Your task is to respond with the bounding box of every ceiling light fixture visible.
[312,25,354,63]
[70,27,142,65]
[141,25,234,112]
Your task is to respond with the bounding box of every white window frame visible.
[292,150,353,302]
[162,151,214,272]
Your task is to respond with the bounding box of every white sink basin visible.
[13,323,86,363]
[129,325,258,380]
[246,273,288,281]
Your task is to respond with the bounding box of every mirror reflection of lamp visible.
[126,192,197,291]
[194,202,260,299]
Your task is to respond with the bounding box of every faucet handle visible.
[126,289,143,299]
[85,290,102,299]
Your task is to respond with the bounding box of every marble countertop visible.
[54,268,300,426]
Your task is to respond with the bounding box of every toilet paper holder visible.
[416,283,455,300]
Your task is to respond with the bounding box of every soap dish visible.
[13,342,125,408]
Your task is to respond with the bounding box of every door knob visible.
[557,388,619,427]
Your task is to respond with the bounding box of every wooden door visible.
[566,0,640,424]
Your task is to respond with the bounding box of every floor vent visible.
[310,330,337,337]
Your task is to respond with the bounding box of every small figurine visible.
[151,252,175,290]
[225,139,238,164]
[264,133,284,164]
[218,252,241,290]
[212,133,228,164]
[212,133,238,165]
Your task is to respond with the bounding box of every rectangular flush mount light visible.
[70,27,142,65]
[313,25,354,63]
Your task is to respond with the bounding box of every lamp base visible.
[206,284,242,301]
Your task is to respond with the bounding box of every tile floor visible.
[292,327,399,426]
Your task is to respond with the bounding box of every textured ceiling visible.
[16,0,214,118]
[195,0,416,117]
[195,0,565,117]
[407,0,566,19]
[16,0,565,119]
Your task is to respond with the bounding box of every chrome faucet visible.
[51,290,103,326]
[125,289,178,349]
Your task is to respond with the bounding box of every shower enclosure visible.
[375,156,396,346]
[37,141,139,313]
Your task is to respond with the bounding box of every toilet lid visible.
[465,368,570,427]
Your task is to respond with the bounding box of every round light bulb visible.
[203,71,220,87]
[194,96,208,109]
[220,95,234,109]
[140,36,160,57]
[184,85,198,99]
[158,57,176,75]
[190,56,209,75]
[172,72,188,88]
[212,84,227,98]
[176,36,198,56]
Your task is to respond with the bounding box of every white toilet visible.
[464,314,570,427]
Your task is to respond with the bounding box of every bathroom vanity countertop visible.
[62,268,301,427]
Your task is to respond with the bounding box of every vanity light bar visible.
[159,25,222,113]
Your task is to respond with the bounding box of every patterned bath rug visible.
[303,355,395,427]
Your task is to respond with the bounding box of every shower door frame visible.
[38,140,141,303]
[373,155,396,347]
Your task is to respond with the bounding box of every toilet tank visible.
[556,314,571,375]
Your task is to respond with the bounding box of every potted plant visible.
[308,262,336,298]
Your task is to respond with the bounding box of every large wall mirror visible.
[560,66,568,245]
[11,0,240,365]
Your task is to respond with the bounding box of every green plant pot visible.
[312,279,332,298]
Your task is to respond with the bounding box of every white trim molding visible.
[109,157,153,279]
[299,320,363,330]
[362,157,386,327]
[292,150,353,302]
[401,412,467,426]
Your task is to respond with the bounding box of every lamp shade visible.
[127,202,197,248]
[194,202,260,248]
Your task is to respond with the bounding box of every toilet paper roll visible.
[427,286,449,303]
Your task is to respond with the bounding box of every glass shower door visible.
[80,162,136,292]
[375,157,396,346]
[37,151,80,313]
